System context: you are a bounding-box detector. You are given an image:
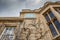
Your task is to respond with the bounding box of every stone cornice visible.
[0,17,23,22]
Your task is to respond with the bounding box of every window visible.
[43,11,60,37]
[44,14,50,22]
[24,13,36,18]
[49,23,58,37]
[0,27,15,40]
[54,19,60,33]
[49,12,55,18]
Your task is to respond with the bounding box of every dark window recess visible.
[54,19,60,33]
[56,9,60,14]
[49,23,58,37]
[45,14,50,22]
[49,12,55,18]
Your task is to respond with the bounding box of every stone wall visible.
[19,19,51,40]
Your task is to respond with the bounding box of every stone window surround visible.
[0,22,20,40]
[43,9,60,39]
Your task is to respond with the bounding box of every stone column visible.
[50,6,60,23]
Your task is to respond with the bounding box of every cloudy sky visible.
[0,0,60,17]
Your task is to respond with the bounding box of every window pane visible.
[49,23,58,37]
[54,19,60,33]
[0,27,15,40]
[49,12,55,18]
[24,13,36,18]
[45,14,50,22]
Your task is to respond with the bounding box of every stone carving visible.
[15,19,48,40]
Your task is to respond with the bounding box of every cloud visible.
[0,0,26,17]
[0,0,60,17]
[26,0,60,9]
[35,0,41,4]
[26,0,45,9]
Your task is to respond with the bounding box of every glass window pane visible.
[49,12,55,18]
[0,27,15,40]
[54,20,60,33]
[49,23,58,37]
[24,13,36,18]
[45,14,50,22]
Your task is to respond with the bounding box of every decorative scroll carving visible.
[15,19,48,40]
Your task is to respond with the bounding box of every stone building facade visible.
[0,2,60,40]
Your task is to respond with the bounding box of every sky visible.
[0,0,60,17]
